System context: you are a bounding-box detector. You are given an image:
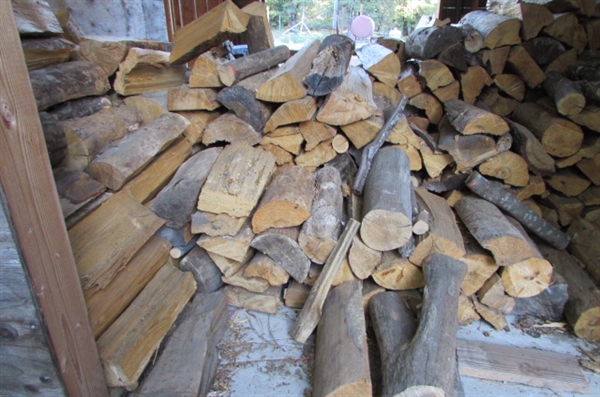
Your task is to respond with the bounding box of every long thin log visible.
[465,171,569,249]
[291,218,360,343]
[353,95,408,195]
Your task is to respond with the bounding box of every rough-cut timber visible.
[445,99,509,136]
[218,45,289,86]
[316,65,378,126]
[113,48,186,96]
[22,37,77,70]
[507,119,555,176]
[539,245,600,341]
[29,61,110,110]
[197,142,276,218]
[360,147,413,251]
[251,227,311,284]
[252,166,316,233]
[459,10,521,49]
[97,264,196,389]
[298,166,344,264]
[544,71,586,116]
[291,219,360,343]
[256,39,321,102]
[69,191,165,291]
[87,112,189,191]
[405,25,463,59]
[13,0,63,35]
[357,43,401,87]
[390,254,467,397]
[170,0,249,65]
[304,34,355,96]
[467,171,570,250]
[202,112,262,146]
[134,291,228,397]
[313,281,372,397]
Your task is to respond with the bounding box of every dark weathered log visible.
[444,98,509,136]
[218,45,290,86]
[465,171,570,250]
[49,95,111,121]
[39,111,66,167]
[437,42,468,72]
[291,219,360,343]
[511,271,568,321]
[21,37,77,71]
[507,119,556,176]
[544,71,586,116]
[304,34,355,96]
[521,37,566,66]
[405,25,463,59]
[179,246,223,293]
[29,61,110,111]
[360,147,413,251]
[353,95,408,195]
[567,217,600,286]
[13,0,63,36]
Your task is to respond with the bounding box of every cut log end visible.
[251,201,311,233]
[574,308,600,342]
[501,258,553,298]
[397,385,446,397]
[361,209,412,251]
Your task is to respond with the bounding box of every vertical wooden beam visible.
[0,2,109,397]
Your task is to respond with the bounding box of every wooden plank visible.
[0,2,108,395]
[456,339,588,393]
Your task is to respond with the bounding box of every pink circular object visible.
[350,15,375,38]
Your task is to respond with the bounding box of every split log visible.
[459,10,521,49]
[511,270,568,321]
[223,285,282,314]
[39,111,66,167]
[477,87,520,116]
[303,34,354,96]
[332,134,349,153]
[179,246,223,293]
[545,48,577,74]
[458,293,481,325]
[418,59,454,91]
[97,264,196,389]
[54,169,105,210]
[372,251,425,290]
[264,96,317,132]
[383,254,467,397]
[348,235,382,280]
[87,112,189,191]
[316,65,378,125]
[298,166,344,264]
[291,219,360,343]
[241,2,274,54]
[251,227,311,284]
[543,12,587,53]
[256,39,321,102]
[216,70,274,131]
[21,37,76,70]
[567,217,600,285]
[169,0,249,65]
[202,112,262,146]
[59,105,142,171]
[284,280,310,309]
[221,261,271,293]
[409,92,443,124]
[313,281,372,397]
[437,42,468,72]
[134,291,228,397]
[217,45,289,86]
[542,193,584,226]
[75,37,129,76]
[341,114,384,149]
[460,235,499,296]
[84,235,171,338]
[544,71,586,116]
[149,147,221,229]
[50,95,111,121]
[123,138,192,204]
[506,45,546,88]
[189,51,225,88]
[577,153,600,185]
[506,119,555,176]
[360,147,413,251]
[357,43,401,87]
[197,142,276,217]
[373,81,402,110]
[113,48,186,96]
[461,23,484,53]
[167,86,220,111]
[465,172,570,250]
[471,296,510,331]
[405,25,463,59]
[68,191,165,291]
[492,75,525,103]
[294,139,337,168]
[409,187,466,266]
[480,46,511,76]
[522,37,566,66]
[444,99,509,136]
[252,166,316,233]
[206,251,247,279]
[455,196,540,266]
[197,220,254,263]
[511,102,583,158]
[568,104,600,133]
[261,127,304,155]
[586,18,600,50]
[244,252,289,286]
[13,0,63,36]
[123,90,168,124]
[419,144,454,178]
[539,245,600,341]
[461,65,493,104]
[477,273,515,314]
[397,62,423,98]
[478,151,529,187]
[191,211,246,237]
[490,0,555,40]
[29,61,110,111]
[299,120,337,151]
[546,168,591,196]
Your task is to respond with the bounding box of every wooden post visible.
[0,2,108,395]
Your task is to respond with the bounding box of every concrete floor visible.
[208,305,600,397]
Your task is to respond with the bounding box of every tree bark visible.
[304,34,355,96]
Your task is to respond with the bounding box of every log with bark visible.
[21,37,77,71]
[303,34,355,96]
[544,71,586,116]
[487,0,554,40]
[13,0,63,36]
[217,45,290,86]
[179,246,223,293]
[507,119,556,176]
[459,10,522,49]
[567,217,600,285]
[444,99,509,136]
[405,25,463,59]
[244,252,290,286]
[357,43,401,87]
[263,96,318,132]
[240,2,274,54]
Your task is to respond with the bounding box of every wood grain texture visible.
[0,3,108,395]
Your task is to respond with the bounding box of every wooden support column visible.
[0,2,108,396]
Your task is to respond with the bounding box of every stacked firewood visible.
[18,0,600,395]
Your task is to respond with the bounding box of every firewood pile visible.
[17,0,600,395]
